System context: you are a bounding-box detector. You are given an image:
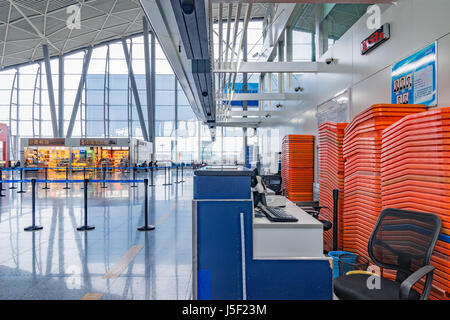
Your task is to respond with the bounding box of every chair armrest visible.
[400,265,435,300]
[305,210,319,218]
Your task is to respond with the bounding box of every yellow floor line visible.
[81,293,103,300]
[154,202,179,226]
[155,213,170,226]
[103,245,143,279]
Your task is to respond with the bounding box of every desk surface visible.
[253,199,323,229]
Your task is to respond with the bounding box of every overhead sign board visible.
[361,23,390,55]
[28,138,66,146]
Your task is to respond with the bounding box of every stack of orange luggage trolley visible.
[281,135,314,202]
[318,122,348,252]
[381,107,450,300]
[342,104,428,260]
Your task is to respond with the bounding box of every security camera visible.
[325,58,336,65]
[181,0,195,15]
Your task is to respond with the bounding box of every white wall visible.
[259,0,450,175]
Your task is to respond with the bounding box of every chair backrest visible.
[368,208,441,282]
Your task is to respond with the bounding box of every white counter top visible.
[253,197,324,259]
[253,200,323,229]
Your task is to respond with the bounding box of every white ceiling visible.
[0,0,144,69]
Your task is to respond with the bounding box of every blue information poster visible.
[391,42,437,106]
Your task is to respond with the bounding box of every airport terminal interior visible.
[0,0,449,301]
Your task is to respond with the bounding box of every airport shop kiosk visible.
[193,166,333,300]
[20,137,152,168]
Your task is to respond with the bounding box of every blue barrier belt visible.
[2,165,187,171]
[0,179,144,183]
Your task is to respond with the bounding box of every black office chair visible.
[296,202,332,231]
[334,208,441,300]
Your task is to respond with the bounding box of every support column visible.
[66,47,93,138]
[122,39,149,142]
[42,44,59,138]
[143,17,154,152]
[175,78,179,163]
[285,26,293,89]
[315,3,325,60]
[278,38,285,93]
[151,31,156,157]
[243,26,248,165]
[58,55,64,137]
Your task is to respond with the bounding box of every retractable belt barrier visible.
[0,165,191,192]
[20,178,156,233]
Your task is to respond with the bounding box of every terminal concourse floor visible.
[0,169,193,300]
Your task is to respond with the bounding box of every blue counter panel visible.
[196,200,333,300]
[197,201,250,299]
[194,175,251,200]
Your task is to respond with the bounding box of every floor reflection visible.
[0,170,193,300]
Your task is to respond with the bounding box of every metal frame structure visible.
[32,64,42,138]
[103,45,111,138]
[122,38,149,142]
[66,46,93,138]
[0,0,144,70]
[8,69,18,161]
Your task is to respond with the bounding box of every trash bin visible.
[338,254,369,277]
[328,251,357,278]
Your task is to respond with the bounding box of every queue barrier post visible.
[180,163,185,183]
[9,168,17,190]
[77,179,95,231]
[17,167,26,193]
[81,167,86,189]
[131,167,137,188]
[333,189,339,251]
[0,169,4,197]
[149,166,155,187]
[138,178,155,232]
[24,179,43,231]
[101,165,107,189]
[63,166,70,190]
[42,167,50,190]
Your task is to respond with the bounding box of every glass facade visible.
[0,35,245,164]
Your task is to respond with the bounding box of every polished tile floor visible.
[0,169,193,300]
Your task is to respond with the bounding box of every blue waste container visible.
[328,251,357,278]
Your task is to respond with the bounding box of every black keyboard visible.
[260,206,298,222]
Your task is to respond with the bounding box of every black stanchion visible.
[149,166,155,187]
[101,165,107,189]
[77,179,95,231]
[81,167,87,189]
[163,166,171,186]
[180,163,185,183]
[17,167,25,193]
[332,189,339,251]
[0,168,4,191]
[0,169,4,197]
[131,167,137,188]
[24,179,43,231]
[63,166,70,190]
[138,178,155,231]
[42,167,50,190]
[175,164,180,184]
[9,168,17,189]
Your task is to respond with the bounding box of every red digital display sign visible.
[361,23,390,55]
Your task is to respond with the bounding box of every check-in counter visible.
[193,166,332,300]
